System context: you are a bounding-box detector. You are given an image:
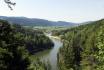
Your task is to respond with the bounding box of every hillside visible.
[0,19,54,70]
[52,19,104,70]
[0,16,77,26]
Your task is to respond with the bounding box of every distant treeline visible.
[53,19,104,70]
[0,20,54,70]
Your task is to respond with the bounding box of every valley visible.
[0,0,104,70]
[35,34,63,70]
[0,18,104,70]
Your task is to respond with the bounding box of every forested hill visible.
[53,19,104,70]
[0,20,54,70]
[0,16,77,26]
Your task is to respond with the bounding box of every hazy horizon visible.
[0,0,104,23]
[0,15,92,23]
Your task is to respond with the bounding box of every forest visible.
[1,0,104,70]
[0,18,104,70]
[0,19,54,70]
[52,19,104,70]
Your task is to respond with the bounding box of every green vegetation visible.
[0,20,54,70]
[33,26,71,32]
[1,18,104,70]
[54,19,104,70]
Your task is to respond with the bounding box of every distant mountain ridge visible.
[0,16,77,26]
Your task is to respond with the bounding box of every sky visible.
[0,0,104,23]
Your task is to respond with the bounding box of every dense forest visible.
[52,19,104,70]
[1,18,104,70]
[0,19,54,70]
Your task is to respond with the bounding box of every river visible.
[36,34,63,70]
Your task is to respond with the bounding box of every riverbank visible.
[48,35,61,40]
[45,33,61,40]
[34,34,63,70]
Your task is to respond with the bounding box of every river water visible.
[36,35,63,70]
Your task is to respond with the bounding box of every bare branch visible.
[4,0,16,10]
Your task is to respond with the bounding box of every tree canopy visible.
[53,19,104,70]
[0,19,54,70]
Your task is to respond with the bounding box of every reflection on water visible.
[36,37,63,70]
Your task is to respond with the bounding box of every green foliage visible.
[94,22,104,70]
[56,19,104,70]
[0,20,54,70]
[0,20,30,70]
[12,24,54,54]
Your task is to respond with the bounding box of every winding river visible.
[36,34,63,70]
